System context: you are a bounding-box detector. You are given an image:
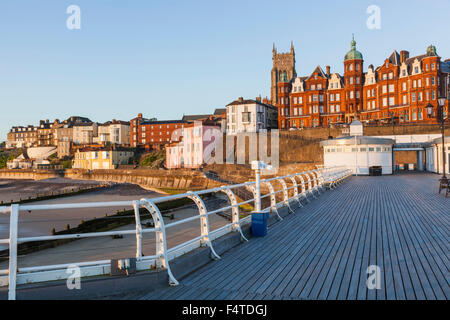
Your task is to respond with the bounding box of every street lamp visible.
[389,111,395,135]
[428,98,448,194]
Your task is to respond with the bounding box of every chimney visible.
[256,95,261,102]
[400,50,410,64]
[238,97,244,102]
[326,65,331,77]
[138,113,143,119]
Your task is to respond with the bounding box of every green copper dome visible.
[344,35,363,61]
[426,44,437,56]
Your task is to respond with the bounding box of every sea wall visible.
[0,169,223,191]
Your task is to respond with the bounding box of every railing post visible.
[278,178,294,214]
[254,168,262,212]
[288,176,302,208]
[8,204,19,300]
[140,199,179,286]
[297,174,309,202]
[264,181,282,220]
[132,200,143,259]
[221,187,248,242]
[186,191,221,260]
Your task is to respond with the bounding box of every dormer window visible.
[402,70,406,77]
[385,61,389,68]
[414,66,419,74]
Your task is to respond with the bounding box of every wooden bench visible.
[438,178,449,197]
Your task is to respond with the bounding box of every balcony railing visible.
[0,167,352,300]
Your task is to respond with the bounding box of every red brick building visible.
[271,38,450,129]
[130,113,187,148]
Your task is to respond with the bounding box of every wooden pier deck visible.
[138,173,449,300]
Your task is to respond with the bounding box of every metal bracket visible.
[288,176,303,208]
[278,178,294,214]
[140,199,179,286]
[186,191,221,261]
[221,187,248,242]
[264,181,282,220]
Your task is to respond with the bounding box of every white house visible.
[226,97,278,134]
[425,136,450,174]
[94,120,130,146]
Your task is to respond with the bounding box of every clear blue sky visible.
[1,0,449,141]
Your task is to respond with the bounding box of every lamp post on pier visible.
[426,97,448,194]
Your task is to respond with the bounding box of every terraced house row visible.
[272,37,450,129]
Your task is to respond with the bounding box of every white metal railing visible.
[0,166,352,300]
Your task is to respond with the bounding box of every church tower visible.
[271,42,296,105]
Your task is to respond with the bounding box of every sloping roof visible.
[441,61,450,73]
[67,116,92,124]
[388,51,401,65]
[226,99,277,110]
[307,65,328,80]
[214,108,226,115]
[100,120,130,126]
[405,54,427,67]
[321,136,395,146]
[78,146,134,153]
[182,114,212,122]
[140,119,187,125]
[73,122,95,127]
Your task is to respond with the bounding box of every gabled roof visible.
[388,51,401,65]
[307,65,328,80]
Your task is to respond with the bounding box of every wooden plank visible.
[292,181,366,299]
[378,184,396,300]
[320,181,372,300]
[389,186,445,299]
[266,184,359,297]
[243,188,356,297]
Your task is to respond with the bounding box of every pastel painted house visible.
[166,123,221,169]
[73,147,134,170]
